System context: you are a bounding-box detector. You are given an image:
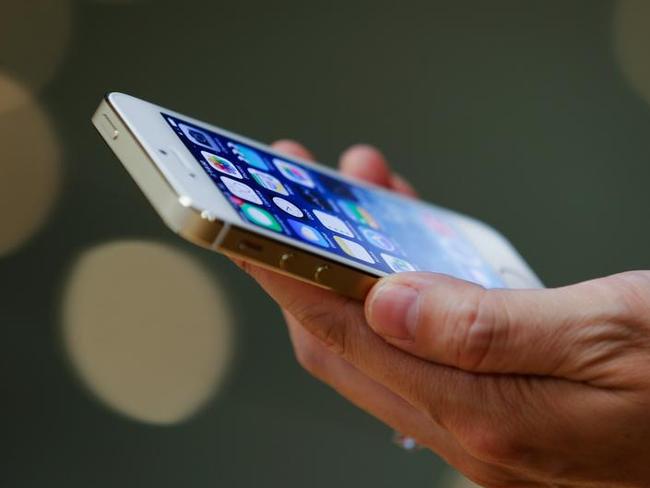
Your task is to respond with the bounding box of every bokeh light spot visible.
[62,240,234,425]
[614,0,650,105]
[0,73,61,256]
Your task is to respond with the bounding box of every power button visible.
[100,113,119,140]
[279,252,295,270]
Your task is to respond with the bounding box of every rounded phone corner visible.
[106,91,131,104]
[451,214,543,289]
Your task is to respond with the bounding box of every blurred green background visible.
[1,1,649,487]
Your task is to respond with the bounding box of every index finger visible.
[272,139,315,161]
[244,262,483,429]
[338,144,418,197]
[263,142,474,421]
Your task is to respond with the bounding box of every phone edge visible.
[92,94,379,300]
[92,97,226,249]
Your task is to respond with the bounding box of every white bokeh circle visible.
[0,73,61,256]
[614,0,650,105]
[62,240,235,425]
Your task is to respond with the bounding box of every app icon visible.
[288,219,329,247]
[229,195,245,206]
[241,203,282,232]
[360,227,395,251]
[338,200,380,228]
[220,176,262,205]
[179,123,219,151]
[318,172,357,200]
[202,151,242,178]
[273,158,315,188]
[248,168,289,195]
[272,197,304,218]
[381,253,417,272]
[229,142,269,170]
[296,186,334,212]
[313,209,354,237]
[334,236,375,263]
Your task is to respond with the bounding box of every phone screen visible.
[162,113,504,287]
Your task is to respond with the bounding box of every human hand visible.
[239,141,650,487]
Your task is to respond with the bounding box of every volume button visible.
[279,253,294,269]
[314,265,330,283]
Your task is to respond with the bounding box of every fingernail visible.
[367,282,419,340]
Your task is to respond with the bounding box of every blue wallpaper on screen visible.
[163,113,503,287]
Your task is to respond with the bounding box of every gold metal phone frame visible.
[92,98,378,301]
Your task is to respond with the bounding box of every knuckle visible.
[460,424,527,466]
[293,340,327,378]
[414,375,448,427]
[290,301,350,357]
[453,290,504,370]
[608,271,650,323]
[319,317,348,356]
[575,272,650,366]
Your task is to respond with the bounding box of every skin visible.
[235,140,650,487]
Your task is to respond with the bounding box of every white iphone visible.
[92,92,542,300]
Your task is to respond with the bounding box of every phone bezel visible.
[102,92,542,289]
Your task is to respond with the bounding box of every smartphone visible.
[92,92,542,300]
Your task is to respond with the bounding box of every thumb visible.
[365,272,637,378]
